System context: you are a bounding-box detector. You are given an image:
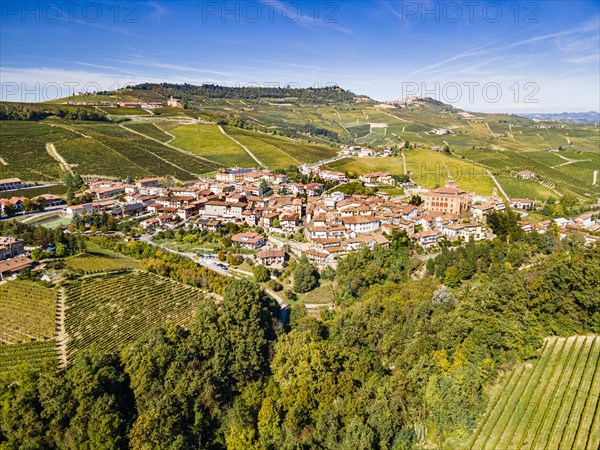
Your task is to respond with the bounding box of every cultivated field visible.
[64,255,139,273]
[0,120,222,182]
[468,335,600,450]
[329,150,496,195]
[169,124,256,168]
[0,341,57,374]
[0,121,76,181]
[121,122,173,142]
[225,127,337,166]
[63,271,206,360]
[0,282,56,344]
[0,184,67,199]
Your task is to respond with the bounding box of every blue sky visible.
[1,0,599,112]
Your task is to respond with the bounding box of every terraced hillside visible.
[468,335,600,450]
[191,96,600,198]
[0,121,77,181]
[2,88,598,199]
[63,271,206,362]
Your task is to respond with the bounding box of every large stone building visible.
[423,180,469,218]
[0,236,25,260]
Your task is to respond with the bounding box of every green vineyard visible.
[0,282,56,344]
[469,335,600,450]
[0,341,57,374]
[63,271,206,360]
[64,255,139,273]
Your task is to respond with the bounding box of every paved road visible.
[140,234,288,311]
[1,205,68,222]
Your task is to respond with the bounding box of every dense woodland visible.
[1,213,599,449]
[0,103,108,121]
[132,83,359,104]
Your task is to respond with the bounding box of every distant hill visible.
[2,82,598,200]
[518,111,599,124]
[131,82,362,104]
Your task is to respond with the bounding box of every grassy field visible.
[68,123,221,179]
[329,151,496,195]
[0,120,221,182]
[63,271,206,360]
[300,282,335,305]
[468,335,600,450]
[0,281,56,344]
[54,136,151,179]
[1,93,597,196]
[64,254,139,273]
[121,122,173,142]
[192,96,599,198]
[169,124,255,168]
[98,106,151,116]
[225,126,337,166]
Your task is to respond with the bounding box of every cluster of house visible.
[295,180,495,267]
[0,194,64,216]
[65,96,183,109]
[338,145,393,158]
[60,170,600,271]
[517,214,600,245]
[0,236,32,280]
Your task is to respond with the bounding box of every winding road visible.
[139,234,288,312]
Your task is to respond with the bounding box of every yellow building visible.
[423,180,469,218]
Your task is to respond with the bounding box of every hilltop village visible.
[2,162,598,278]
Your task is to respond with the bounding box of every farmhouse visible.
[412,230,439,248]
[66,200,116,217]
[440,222,486,242]
[140,217,161,230]
[136,178,160,188]
[0,256,33,280]
[111,202,146,218]
[515,170,536,180]
[31,194,65,208]
[318,170,347,183]
[202,200,247,220]
[0,178,24,191]
[0,197,25,215]
[344,232,390,251]
[303,249,330,270]
[510,198,535,210]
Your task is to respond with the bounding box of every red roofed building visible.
[231,232,265,250]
